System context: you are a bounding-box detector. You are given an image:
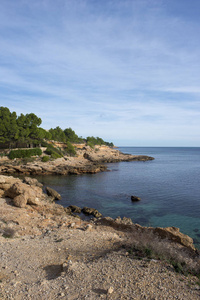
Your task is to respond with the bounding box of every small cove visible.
[35,147,200,248]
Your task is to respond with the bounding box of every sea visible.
[35,147,200,248]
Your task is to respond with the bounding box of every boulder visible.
[68,205,82,213]
[0,175,21,193]
[115,216,133,225]
[23,177,43,187]
[45,187,61,201]
[12,194,27,208]
[0,175,6,184]
[6,182,29,198]
[65,207,72,214]
[27,197,41,206]
[131,195,141,202]
[6,181,44,208]
[82,207,102,218]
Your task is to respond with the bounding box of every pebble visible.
[107,286,114,294]
[85,224,93,231]
[69,223,75,228]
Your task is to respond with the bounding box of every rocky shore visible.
[0,146,154,176]
[0,174,200,299]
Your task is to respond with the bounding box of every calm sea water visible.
[36,147,200,247]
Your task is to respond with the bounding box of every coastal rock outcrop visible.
[83,148,154,164]
[23,176,43,187]
[46,187,61,201]
[82,207,102,218]
[0,176,196,252]
[0,146,154,176]
[0,175,52,208]
[0,175,21,195]
[152,226,195,251]
[96,217,196,251]
[68,205,82,213]
[6,181,44,208]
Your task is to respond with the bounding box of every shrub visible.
[45,144,63,157]
[127,230,200,277]
[41,140,49,147]
[171,261,186,274]
[0,152,7,157]
[65,141,76,156]
[87,141,94,149]
[51,152,62,159]
[8,148,42,159]
[42,155,50,162]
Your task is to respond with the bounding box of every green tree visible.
[64,127,80,143]
[49,126,66,142]
[38,128,52,140]
[0,107,19,144]
[25,113,42,140]
[86,136,114,148]
[16,113,42,142]
[17,113,30,142]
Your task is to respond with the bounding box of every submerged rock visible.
[131,195,141,202]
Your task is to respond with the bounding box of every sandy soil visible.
[0,197,200,300]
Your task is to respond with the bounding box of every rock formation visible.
[0,175,45,208]
[46,187,61,201]
[0,146,154,176]
[81,207,102,218]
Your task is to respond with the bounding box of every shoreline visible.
[0,149,200,298]
[0,146,154,176]
[0,175,200,299]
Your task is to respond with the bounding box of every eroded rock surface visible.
[46,187,61,201]
[0,175,48,208]
[0,146,154,176]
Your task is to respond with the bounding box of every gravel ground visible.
[0,197,200,300]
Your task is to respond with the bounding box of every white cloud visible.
[0,0,200,145]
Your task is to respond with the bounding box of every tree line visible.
[0,107,114,148]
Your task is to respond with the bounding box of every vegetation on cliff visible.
[0,107,114,155]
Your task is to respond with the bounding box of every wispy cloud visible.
[0,0,200,145]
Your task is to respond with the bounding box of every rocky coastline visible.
[0,148,200,299]
[0,174,200,299]
[0,146,154,176]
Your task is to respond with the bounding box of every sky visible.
[0,0,200,146]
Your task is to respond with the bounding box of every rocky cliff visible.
[0,146,154,175]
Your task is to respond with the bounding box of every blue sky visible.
[0,0,200,146]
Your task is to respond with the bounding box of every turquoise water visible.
[36,147,200,247]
